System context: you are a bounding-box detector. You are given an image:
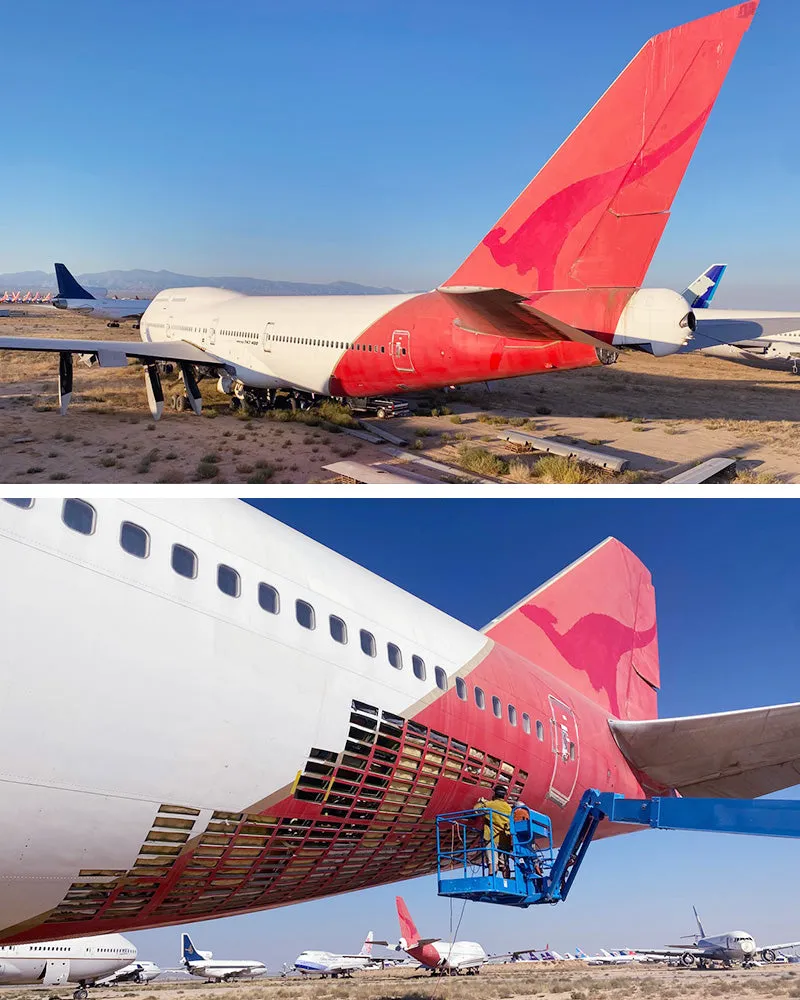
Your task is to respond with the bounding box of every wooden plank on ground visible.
[357,420,408,446]
[500,431,628,472]
[664,457,736,484]
[323,461,432,485]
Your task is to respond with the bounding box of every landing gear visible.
[74,985,88,999]
[171,394,189,412]
[595,347,619,366]
[106,321,119,329]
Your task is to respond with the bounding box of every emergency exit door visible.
[547,695,580,807]
[391,329,414,372]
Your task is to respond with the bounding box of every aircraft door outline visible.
[262,322,274,352]
[546,695,580,807]
[391,329,414,372]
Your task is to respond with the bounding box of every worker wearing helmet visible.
[475,783,513,876]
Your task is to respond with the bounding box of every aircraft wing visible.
[611,701,800,798]
[0,336,221,366]
[761,941,800,952]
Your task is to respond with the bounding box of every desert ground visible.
[5,964,800,1000]
[2,309,800,484]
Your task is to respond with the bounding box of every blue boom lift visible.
[436,790,800,907]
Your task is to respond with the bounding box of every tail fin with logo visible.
[484,537,659,722]
[693,906,708,938]
[359,931,374,957]
[395,897,420,949]
[442,3,758,340]
[181,933,204,964]
[54,262,95,300]
[683,263,727,308]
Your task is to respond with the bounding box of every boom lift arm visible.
[436,790,800,908]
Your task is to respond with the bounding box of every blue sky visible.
[125,499,800,971]
[1,1,799,305]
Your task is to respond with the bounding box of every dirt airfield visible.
[2,310,800,484]
[4,964,800,1000]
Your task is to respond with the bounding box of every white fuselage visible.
[0,498,486,938]
[425,940,487,971]
[692,309,800,370]
[96,960,161,984]
[139,287,414,394]
[0,934,136,986]
[294,951,371,975]
[53,296,151,321]
[184,958,266,981]
[696,932,757,962]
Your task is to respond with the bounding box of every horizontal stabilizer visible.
[611,701,800,797]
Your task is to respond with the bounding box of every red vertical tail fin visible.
[443,3,758,334]
[484,538,659,721]
[395,896,420,949]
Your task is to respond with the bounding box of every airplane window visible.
[217,563,240,598]
[329,615,347,644]
[569,741,575,761]
[258,583,280,613]
[435,666,447,691]
[3,498,33,508]
[296,599,315,630]
[456,677,467,700]
[508,704,517,726]
[171,543,197,579]
[412,655,426,681]
[536,720,545,741]
[522,712,531,734]
[387,642,403,670]
[492,696,502,719]
[475,687,486,710]
[120,521,150,559]
[62,498,96,535]
[360,629,376,657]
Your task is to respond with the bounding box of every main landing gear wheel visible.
[74,987,88,999]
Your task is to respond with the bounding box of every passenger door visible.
[546,695,580,807]
[262,321,274,353]
[391,329,414,372]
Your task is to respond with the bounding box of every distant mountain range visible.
[0,268,404,297]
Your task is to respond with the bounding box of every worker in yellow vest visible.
[475,783,513,876]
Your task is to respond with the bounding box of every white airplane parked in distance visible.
[633,907,800,969]
[180,933,267,981]
[51,263,151,327]
[0,934,137,999]
[294,931,379,977]
[681,263,800,372]
[95,960,162,985]
[382,896,486,975]
[576,947,649,965]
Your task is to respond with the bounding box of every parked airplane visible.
[95,960,161,985]
[0,4,759,418]
[0,933,137,999]
[680,264,800,372]
[1,498,800,944]
[576,947,648,965]
[294,931,379,976]
[386,896,486,975]
[50,263,151,327]
[634,907,800,968]
[180,933,266,981]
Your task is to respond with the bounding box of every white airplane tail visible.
[693,905,707,939]
[359,931,374,957]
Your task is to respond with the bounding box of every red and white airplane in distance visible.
[0,4,760,417]
[389,896,486,974]
[1,497,799,947]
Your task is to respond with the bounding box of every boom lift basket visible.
[436,790,800,908]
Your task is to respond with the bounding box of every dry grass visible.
[456,444,509,477]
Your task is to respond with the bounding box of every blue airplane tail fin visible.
[182,933,204,964]
[54,262,95,300]
[693,906,707,939]
[682,263,727,308]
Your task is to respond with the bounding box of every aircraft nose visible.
[742,939,756,953]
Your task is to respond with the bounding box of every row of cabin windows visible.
[5,498,548,736]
